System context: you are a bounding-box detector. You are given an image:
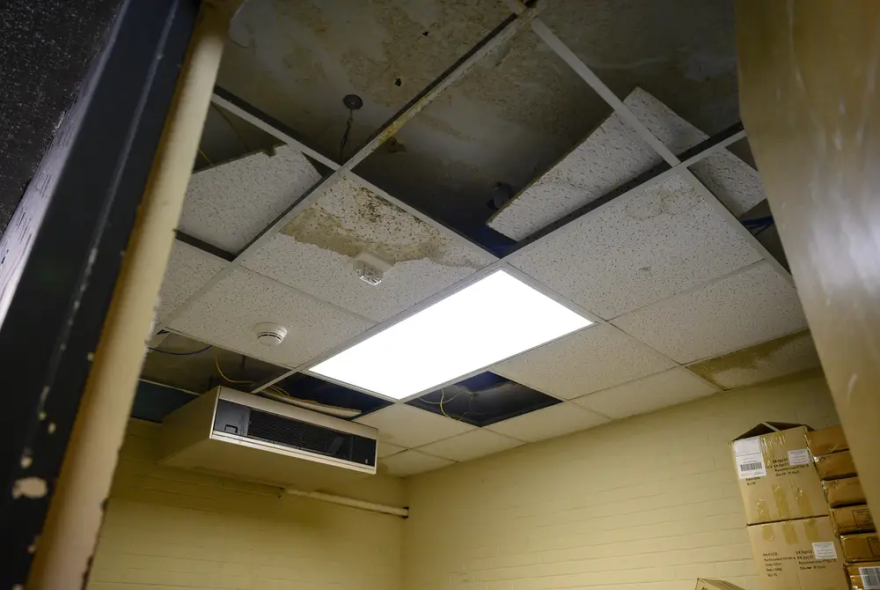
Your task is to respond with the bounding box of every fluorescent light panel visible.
[310,270,592,400]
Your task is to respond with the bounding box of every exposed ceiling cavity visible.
[204,0,744,242]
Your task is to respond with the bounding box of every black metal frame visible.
[0,0,199,585]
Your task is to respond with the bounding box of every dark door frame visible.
[0,0,200,585]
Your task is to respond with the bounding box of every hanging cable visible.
[214,355,253,384]
[211,103,252,151]
[339,107,355,162]
[198,148,212,165]
[148,344,212,356]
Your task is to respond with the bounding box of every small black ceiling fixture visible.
[343,93,363,110]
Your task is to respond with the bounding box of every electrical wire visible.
[211,103,252,152]
[214,355,253,384]
[148,344,212,356]
[198,148,212,165]
[339,107,355,162]
[438,388,452,419]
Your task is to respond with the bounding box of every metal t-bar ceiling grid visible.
[156,0,786,394]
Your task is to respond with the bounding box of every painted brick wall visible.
[86,419,404,590]
[403,370,839,590]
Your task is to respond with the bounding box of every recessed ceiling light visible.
[309,270,593,400]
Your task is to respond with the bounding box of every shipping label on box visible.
[815,450,857,480]
[806,425,848,455]
[842,533,880,562]
[731,425,827,524]
[747,516,849,590]
[847,562,880,590]
[831,504,875,534]
[825,476,866,507]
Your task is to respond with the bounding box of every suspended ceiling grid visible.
[149,1,821,477]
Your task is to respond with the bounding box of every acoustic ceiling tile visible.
[169,267,374,368]
[354,404,474,449]
[508,173,762,319]
[377,442,407,459]
[492,324,677,399]
[487,402,608,443]
[381,450,454,477]
[612,261,808,364]
[574,367,720,420]
[417,429,523,463]
[686,331,821,390]
[489,100,661,241]
[156,241,226,323]
[179,145,321,253]
[244,175,494,322]
[623,88,765,216]
[489,88,763,241]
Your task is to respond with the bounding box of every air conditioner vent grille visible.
[213,400,376,468]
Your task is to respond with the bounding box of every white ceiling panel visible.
[489,88,763,241]
[244,175,494,321]
[574,367,719,420]
[507,173,761,319]
[493,324,677,399]
[179,145,320,253]
[169,267,374,368]
[487,402,608,443]
[624,88,764,216]
[417,429,523,462]
[377,442,406,459]
[354,404,474,448]
[687,331,821,390]
[380,450,454,477]
[612,262,808,364]
[489,96,661,241]
[156,241,226,323]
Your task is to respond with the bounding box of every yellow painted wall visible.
[403,370,839,590]
[87,419,404,590]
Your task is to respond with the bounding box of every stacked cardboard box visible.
[731,423,849,590]
[807,426,880,588]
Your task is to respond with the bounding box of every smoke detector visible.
[253,322,287,346]
[353,252,393,286]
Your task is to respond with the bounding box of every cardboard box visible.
[732,423,827,524]
[825,476,866,507]
[831,504,875,534]
[846,561,880,590]
[747,516,848,590]
[694,580,747,590]
[806,425,849,455]
[841,533,880,562]
[815,450,857,480]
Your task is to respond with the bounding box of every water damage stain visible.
[688,331,819,389]
[280,179,484,269]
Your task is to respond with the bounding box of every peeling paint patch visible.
[12,477,48,499]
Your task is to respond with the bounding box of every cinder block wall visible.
[403,370,839,590]
[86,420,404,590]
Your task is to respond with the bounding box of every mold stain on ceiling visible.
[280,177,487,269]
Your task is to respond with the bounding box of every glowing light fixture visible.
[309,270,592,400]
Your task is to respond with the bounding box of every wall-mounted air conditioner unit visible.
[159,386,378,491]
